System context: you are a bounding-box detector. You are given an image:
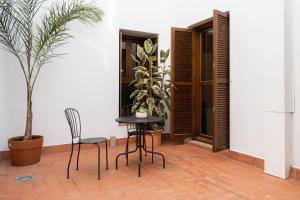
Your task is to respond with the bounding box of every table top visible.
[115,116,163,124]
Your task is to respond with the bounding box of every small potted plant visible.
[130,39,171,148]
[135,107,148,118]
[0,0,103,166]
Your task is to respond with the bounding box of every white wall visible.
[292,0,300,168]
[0,0,299,170]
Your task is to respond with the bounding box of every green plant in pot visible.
[130,39,171,147]
[135,107,147,119]
[0,0,103,166]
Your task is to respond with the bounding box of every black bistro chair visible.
[65,108,108,180]
[121,105,153,165]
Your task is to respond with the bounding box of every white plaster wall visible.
[0,0,298,169]
[229,0,266,159]
[292,0,300,168]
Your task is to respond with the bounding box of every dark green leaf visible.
[135,81,146,88]
[150,43,158,55]
[130,90,139,99]
[131,55,140,64]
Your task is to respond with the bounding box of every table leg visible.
[138,124,142,177]
[115,121,166,177]
[115,136,138,169]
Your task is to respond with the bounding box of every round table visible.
[115,116,166,177]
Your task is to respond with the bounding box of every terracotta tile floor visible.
[1,144,300,200]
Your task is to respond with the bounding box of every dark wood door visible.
[170,28,196,142]
[212,10,230,151]
[170,10,229,149]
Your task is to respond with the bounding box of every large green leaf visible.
[128,80,137,86]
[151,85,161,96]
[160,50,165,58]
[137,90,147,101]
[137,45,145,60]
[154,105,161,116]
[133,66,147,71]
[136,70,149,77]
[135,71,143,80]
[144,39,153,54]
[131,55,140,64]
[135,81,146,88]
[130,90,139,99]
[150,43,158,55]
[141,57,147,66]
[146,97,155,115]
[160,49,170,63]
[165,49,170,58]
[160,50,166,63]
[166,87,171,96]
[153,80,161,88]
[131,102,141,112]
[148,56,156,63]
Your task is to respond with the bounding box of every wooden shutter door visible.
[170,28,195,142]
[212,10,230,151]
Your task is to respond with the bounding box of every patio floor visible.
[1,143,300,200]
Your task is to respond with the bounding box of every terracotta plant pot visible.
[145,130,162,148]
[8,135,43,166]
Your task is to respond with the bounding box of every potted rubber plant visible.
[0,0,103,166]
[130,39,171,148]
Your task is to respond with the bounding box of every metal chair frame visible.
[65,108,108,180]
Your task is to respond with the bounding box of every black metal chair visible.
[121,105,154,165]
[65,108,108,180]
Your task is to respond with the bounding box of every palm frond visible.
[33,0,103,67]
[0,0,28,82]
[0,0,21,55]
[13,0,45,73]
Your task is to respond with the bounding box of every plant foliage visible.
[130,39,171,130]
[0,0,103,140]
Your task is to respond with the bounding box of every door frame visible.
[192,21,214,144]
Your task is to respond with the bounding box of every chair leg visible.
[67,143,74,179]
[97,143,101,180]
[143,134,147,156]
[151,134,154,164]
[105,140,108,170]
[125,135,129,166]
[76,143,81,170]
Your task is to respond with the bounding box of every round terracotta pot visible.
[8,135,43,166]
[145,130,162,148]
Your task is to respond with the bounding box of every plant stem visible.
[24,84,33,141]
[160,62,166,91]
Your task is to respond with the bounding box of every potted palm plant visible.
[0,0,103,166]
[130,39,171,148]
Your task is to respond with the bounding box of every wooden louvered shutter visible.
[170,28,195,142]
[212,10,230,151]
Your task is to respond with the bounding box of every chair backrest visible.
[121,104,136,131]
[65,108,81,139]
[121,104,133,116]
